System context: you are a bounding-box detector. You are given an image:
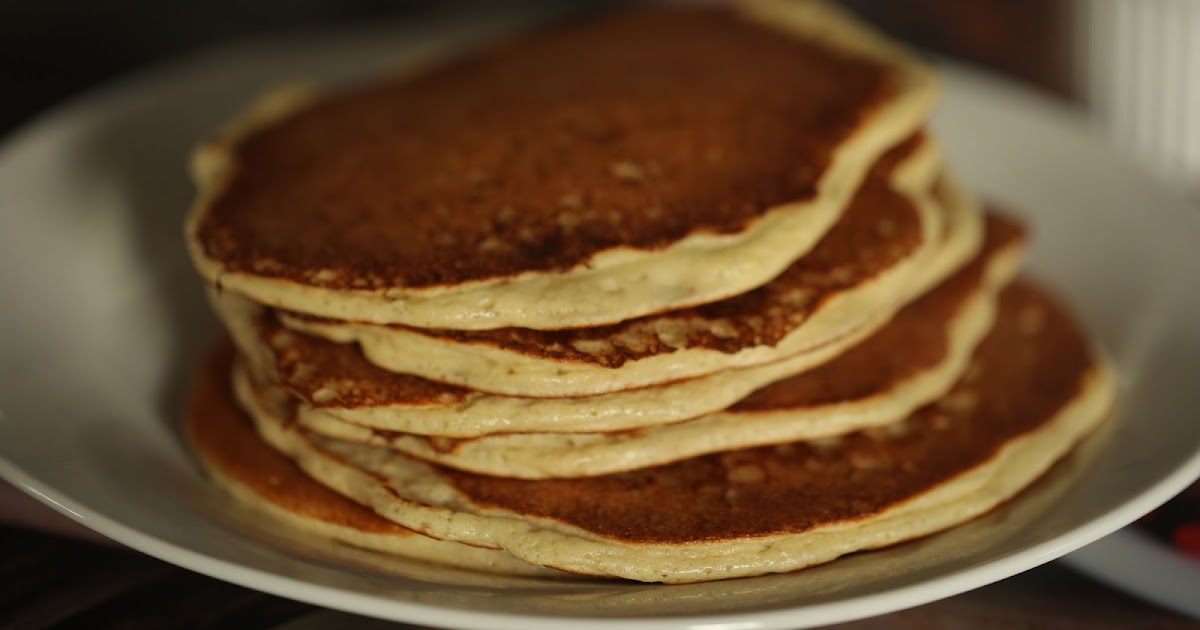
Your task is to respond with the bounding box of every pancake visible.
[279,137,953,397]
[242,280,1115,582]
[186,341,558,577]
[273,214,1026,478]
[211,174,981,436]
[186,0,938,331]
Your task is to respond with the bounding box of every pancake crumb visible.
[709,319,739,339]
[864,419,909,440]
[428,436,458,453]
[611,329,652,353]
[610,160,646,182]
[827,265,857,285]
[558,193,584,209]
[571,338,615,356]
[268,330,295,350]
[253,258,285,273]
[962,358,985,383]
[938,389,978,416]
[557,214,581,232]
[808,436,843,452]
[517,226,540,244]
[435,392,461,405]
[465,170,492,188]
[850,451,889,471]
[312,386,339,404]
[728,464,766,484]
[479,236,507,254]
[496,205,519,224]
[309,269,340,284]
[1018,304,1045,336]
[781,287,816,307]
[652,319,692,348]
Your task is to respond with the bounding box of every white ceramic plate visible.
[2,13,1199,630]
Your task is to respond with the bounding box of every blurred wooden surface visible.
[1,513,1196,629]
[0,524,310,629]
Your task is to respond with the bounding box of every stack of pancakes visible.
[183,1,1115,583]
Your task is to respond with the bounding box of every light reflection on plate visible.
[0,10,1199,630]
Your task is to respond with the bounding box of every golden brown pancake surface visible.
[439,280,1096,543]
[195,6,901,290]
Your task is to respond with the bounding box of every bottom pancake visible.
[185,343,561,578]
[241,281,1115,583]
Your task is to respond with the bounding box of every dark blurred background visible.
[0,0,1072,139]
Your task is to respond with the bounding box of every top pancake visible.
[187,0,937,330]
